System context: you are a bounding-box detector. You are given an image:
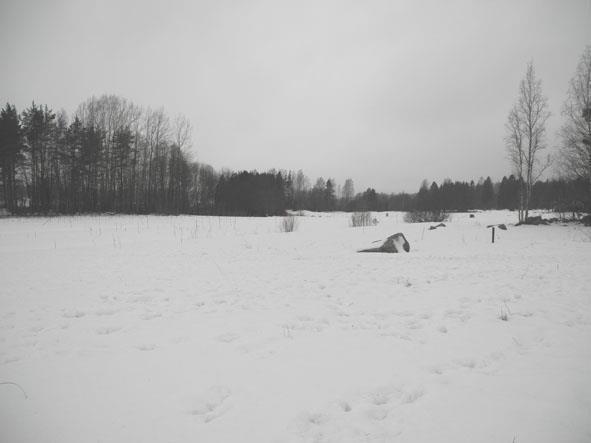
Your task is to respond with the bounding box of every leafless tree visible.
[292,169,309,209]
[173,114,193,151]
[505,62,550,222]
[559,45,591,210]
[505,107,525,222]
[343,178,355,203]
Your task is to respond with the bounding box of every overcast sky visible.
[1,0,589,192]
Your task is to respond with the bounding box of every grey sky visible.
[1,0,589,193]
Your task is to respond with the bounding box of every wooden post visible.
[492,226,495,243]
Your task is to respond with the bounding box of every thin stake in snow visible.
[486,224,507,243]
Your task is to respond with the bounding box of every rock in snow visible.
[358,232,410,253]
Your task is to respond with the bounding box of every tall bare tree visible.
[343,178,355,203]
[505,107,525,222]
[292,169,310,209]
[559,45,591,210]
[505,62,550,222]
[173,114,193,151]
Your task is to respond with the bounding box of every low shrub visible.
[499,304,511,321]
[404,210,449,223]
[350,211,373,227]
[280,215,299,232]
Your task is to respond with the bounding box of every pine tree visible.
[325,179,337,211]
[0,104,23,212]
[481,177,495,209]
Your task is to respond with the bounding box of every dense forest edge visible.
[0,94,589,218]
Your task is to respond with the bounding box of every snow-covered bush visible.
[280,215,299,232]
[499,303,511,321]
[350,211,372,227]
[404,210,449,223]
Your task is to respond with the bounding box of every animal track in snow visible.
[95,326,121,335]
[338,400,352,412]
[401,388,424,404]
[405,319,423,330]
[29,325,45,333]
[366,406,388,421]
[287,384,425,441]
[94,308,117,316]
[188,385,232,423]
[216,332,240,343]
[140,311,162,320]
[444,309,472,322]
[369,389,394,406]
[62,310,86,319]
[428,365,444,375]
[307,412,329,425]
[455,358,477,369]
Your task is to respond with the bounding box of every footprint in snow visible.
[401,388,424,404]
[370,389,394,406]
[445,309,471,322]
[405,320,423,330]
[428,365,444,375]
[29,325,45,333]
[338,400,352,412]
[367,384,425,408]
[96,326,121,335]
[135,344,156,351]
[3,355,21,364]
[215,332,240,343]
[188,385,232,423]
[455,358,477,369]
[140,312,162,320]
[366,406,388,421]
[94,308,117,316]
[62,310,86,319]
[307,412,328,425]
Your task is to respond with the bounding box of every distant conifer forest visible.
[0,96,588,216]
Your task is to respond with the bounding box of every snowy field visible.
[1,211,590,443]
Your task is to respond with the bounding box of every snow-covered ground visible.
[1,211,590,443]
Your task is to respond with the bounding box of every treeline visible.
[292,176,588,214]
[410,176,588,213]
[216,174,587,215]
[1,95,589,216]
[0,96,205,214]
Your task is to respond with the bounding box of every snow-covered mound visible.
[0,211,590,442]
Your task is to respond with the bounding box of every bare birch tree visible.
[343,178,355,203]
[505,107,525,222]
[559,45,591,210]
[173,114,193,151]
[505,62,550,222]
